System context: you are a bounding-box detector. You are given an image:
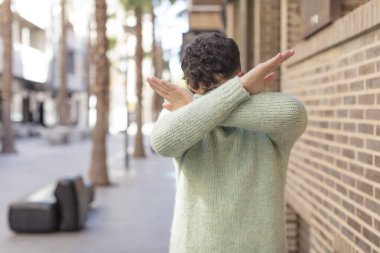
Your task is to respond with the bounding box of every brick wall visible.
[342,0,368,15]
[282,8,380,253]
[226,0,281,91]
[286,0,303,49]
[259,0,281,91]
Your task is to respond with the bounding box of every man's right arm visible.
[150,77,249,158]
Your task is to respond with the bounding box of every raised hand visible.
[147,50,295,111]
[240,50,295,94]
[147,77,193,111]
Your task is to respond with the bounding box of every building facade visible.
[0,1,89,138]
[0,8,51,135]
[282,1,380,252]
[185,0,380,252]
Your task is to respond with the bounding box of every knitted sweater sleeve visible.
[221,92,308,149]
[150,77,250,157]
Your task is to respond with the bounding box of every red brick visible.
[337,109,348,118]
[357,179,373,196]
[366,169,380,184]
[349,163,364,176]
[326,178,335,188]
[337,184,347,195]
[337,159,347,169]
[336,135,348,144]
[349,190,364,204]
[342,226,354,240]
[330,192,340,204]
[342,200,354,213]
[356,236,371,252]
[343,123,356,132]
[367,77,380,89]
[357,208,372,226]
[342,174,355,187]
[367,45,380,59]
[358,94,375,105]
[350,80,364,90]
[350,137,363,148]
[357,152,373,165]
[337,84,348,92]
[367,139,380,151]
[350,51,364,63]
[350,109,363,119]
[359,62,375,75]
[344,96,356,104]
[344,68,357,79]
[348,217,361,232]
[376,188,380,200]
[330,97,341,105]
[334,207,346,219]
[376,156,380,167]
[342,149,355,159]
[366,198,380,213]
[366,109,380,120]
[358,124,373,134]
[337,58,348,67]
[331,72,343,81]
[364,227,380,247]
[376,219,380,232]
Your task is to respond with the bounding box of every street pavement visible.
[0,133,176,253]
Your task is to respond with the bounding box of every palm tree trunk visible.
[150,4,163,122]
[133,7,145,157]
[1,0,17,154]
[58,0,69,126]
[88,0,110,185]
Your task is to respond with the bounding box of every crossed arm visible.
[148,50,308,157]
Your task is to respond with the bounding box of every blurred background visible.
[1,0,380,252]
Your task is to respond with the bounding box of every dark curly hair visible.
[181,32,241,92]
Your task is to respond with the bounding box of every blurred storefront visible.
[0,1,89,137]
[0,8,50,135]
[183,0,380,252]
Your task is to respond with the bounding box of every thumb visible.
[162,102,175,111]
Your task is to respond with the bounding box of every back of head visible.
[181,32,241,92]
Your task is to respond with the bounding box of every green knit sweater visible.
[151,77,307,253]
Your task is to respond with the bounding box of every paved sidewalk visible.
[0,134,176,253]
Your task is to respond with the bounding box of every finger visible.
[264,72,277,85]
[278,50,295,64]
[266,50,294,69]
[147,78,169,96]
[153,77,177,94]
[148,80,168,98]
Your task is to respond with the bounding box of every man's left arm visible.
[220,92,308,149]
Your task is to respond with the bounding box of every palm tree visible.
[88,0,110,185]
[120,0,149,158]
[150,0,175,121]
[58,0,70,126]
[1,0,17,154]
[150,2,163,121]
[120,0,175,157]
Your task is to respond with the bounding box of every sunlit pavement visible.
[0,133,176,253]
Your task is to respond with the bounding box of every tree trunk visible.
[88,0,110,185]
[58,0,70,126]
[150,4,164,122]
[1,0,17,154]
[133,8,145,158]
